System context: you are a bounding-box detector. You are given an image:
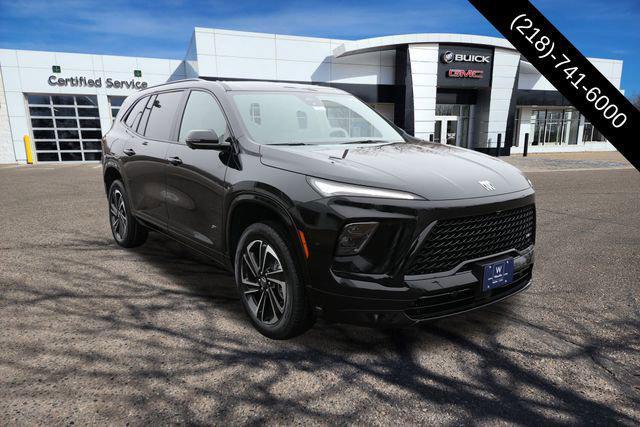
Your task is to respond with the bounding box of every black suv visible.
[102,79,535,339]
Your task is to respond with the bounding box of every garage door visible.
[27,94,103,162]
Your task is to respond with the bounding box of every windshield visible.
[230,91,405,145]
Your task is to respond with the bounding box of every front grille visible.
[406,204,536,275]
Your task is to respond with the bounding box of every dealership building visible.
[0,27,624,164]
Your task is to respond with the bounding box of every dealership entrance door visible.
[433,104,471,147]
[434,116,458,145]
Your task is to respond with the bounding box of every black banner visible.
[469,0,640,171]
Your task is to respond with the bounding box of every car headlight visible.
[307,177,423,200]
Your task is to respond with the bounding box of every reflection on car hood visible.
[260,142,531,201]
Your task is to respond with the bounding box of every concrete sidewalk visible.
[502,151,634,172]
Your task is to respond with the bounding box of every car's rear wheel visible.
[234,222,313,339]
[108,180,147,248]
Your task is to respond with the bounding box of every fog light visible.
[336,222,378,256]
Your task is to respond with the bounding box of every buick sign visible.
[441,51,491,64]
[441,51,455,64]
[438,44,493,88]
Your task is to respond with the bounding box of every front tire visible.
[108,180,147,248]
[234,223,314,339]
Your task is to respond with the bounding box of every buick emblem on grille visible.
[478,180,496,191]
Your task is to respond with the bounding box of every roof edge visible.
[334,33,516,57]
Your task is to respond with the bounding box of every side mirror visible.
[185,129,222,150]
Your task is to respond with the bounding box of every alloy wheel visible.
[109,188,128,241]
[240,239,287,325]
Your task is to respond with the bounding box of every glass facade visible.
[582,121,606,142]
[27,94,103,162]
[324,101,382,138]
[529,108,580,146]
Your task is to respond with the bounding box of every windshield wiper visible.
[268,142,309,146]
[341,139,388,145]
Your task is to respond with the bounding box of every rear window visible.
[124,96,148,131]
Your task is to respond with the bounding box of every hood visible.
[260,142,531,201]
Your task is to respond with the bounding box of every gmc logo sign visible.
[448,69,484,79]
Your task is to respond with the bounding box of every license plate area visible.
[479,258,514,292]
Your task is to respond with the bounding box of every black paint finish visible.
[394,46,414,135]
[102,79,536,326]
[516,89,573,106]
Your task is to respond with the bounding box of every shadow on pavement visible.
[1,230,638,424]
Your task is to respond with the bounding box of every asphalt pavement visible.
[0,160,638,425]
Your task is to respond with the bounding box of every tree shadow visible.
[0,230,638,425]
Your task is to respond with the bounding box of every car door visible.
[120,91,184,226]
[165,89,231,254]
[120,94,168,225]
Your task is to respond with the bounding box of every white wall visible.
[484,48,520,147]
[518,57,623,91]
[0,67,16,163]
[192,27,395,84]
[0,49,186,163]
[408,44,439,140]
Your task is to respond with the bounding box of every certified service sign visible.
[47,75,148,90]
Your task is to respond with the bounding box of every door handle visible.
[168,156,183,166]
[123,148,136,156]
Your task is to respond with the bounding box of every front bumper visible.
[309,247,534,326]
[295,188,536,326]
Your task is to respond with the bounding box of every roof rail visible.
[142,78,203,91]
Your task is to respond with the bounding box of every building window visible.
[27,94,102,162]
[435,104,470,117]
[296,111,308,129]
[250,103,261,125]
[529,108,579,146]
[324,101,382,138]
[109,96,126,120]
[582,121,606,142]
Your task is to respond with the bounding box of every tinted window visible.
[29,107,52,117]
[76,95,98,106]
[144,91,183,141]
[51,96,74,105]
[28,95,50,105]
[178,91,228,143]
[124,96,148,130]
[137,95,156,135]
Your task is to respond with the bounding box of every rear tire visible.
[108,180,147,248]
[234,222,314,339]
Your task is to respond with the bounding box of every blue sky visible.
[1,0,638,96]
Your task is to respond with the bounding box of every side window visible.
[143,91,184,141]
[137,94,156,135]
[123,96,149,130]
[178,91,229,143]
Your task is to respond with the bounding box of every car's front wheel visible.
[234,223,314,339]
[108,180,147,248]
